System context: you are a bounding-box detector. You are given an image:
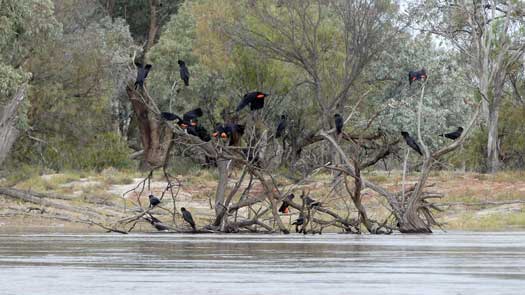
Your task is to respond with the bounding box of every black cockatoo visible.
[439,127,463,140]
[401,131,423,156]
[178,60,190,86]
[135,63,153,89]
[236,91,268,112]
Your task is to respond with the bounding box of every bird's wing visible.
[185,212,196,226]
[183,108,203,121]
[181,66,190,78]
[250,98,265,110]
[162,112,181,121]
[144,64,152,78]
[236,93,253,112]
[411,140,423,155]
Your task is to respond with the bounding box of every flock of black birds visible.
[135,63,463,232]
[148,194,197,232]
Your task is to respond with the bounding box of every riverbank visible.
[1,169,524,233]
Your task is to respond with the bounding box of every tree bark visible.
[126,85,173,169]
[214,159,229,217]
[0,85,27,167]
[486,104,499,173]
[144,0,160,53]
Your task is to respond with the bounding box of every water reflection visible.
[0,232,524,294]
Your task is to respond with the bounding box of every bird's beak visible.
[212,132,218,137]
[221,132,227,139]
[256,94,265,99]
[191,122,197,126]
[181,123,188,128]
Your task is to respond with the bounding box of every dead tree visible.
[322,83,482,233]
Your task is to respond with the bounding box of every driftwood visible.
[0,187,106,219]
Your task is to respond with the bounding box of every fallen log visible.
[0,187,104,219]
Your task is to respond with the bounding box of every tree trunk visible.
[0,86,27,167]
[398,158,434,233]
[144,0,160,53]
[214,159,229,217]
[126,86,173,169]
[486,105,499,173]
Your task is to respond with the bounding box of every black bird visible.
[439,127,463,140]
[161,112,182,122]
[301,193,321,209]
[181,207,196,232]
[334,113,343,135]
[212,123,245,146]
[236,91,268,112]
[401,131,423,156]
[292,214,305,233]
[161,108,203,128]
[278,193,295,213]
[187,121,211,142]
[148,194,160,208]
[178,60,190,86]
[182,108,203,125]
[135,63,153,89]
[276,115,287,138]
[408,68,427,85]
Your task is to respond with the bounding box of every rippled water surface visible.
[0,232,524,294]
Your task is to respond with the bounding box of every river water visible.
[0,232,524,294]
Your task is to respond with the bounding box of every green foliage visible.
[451,100,525,171]
[0,0,61,100]
[5,0,136,172]
[10,132,133,171]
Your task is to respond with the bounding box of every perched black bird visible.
[275,115,287,138]
[408,68,427,85]
[236,91,268,112]
[135,63,153,89]
[439,127,463,140]
[334,113,343,135]
[161,108,203,128]
[148,194,161,208]
[187,121,211,142]
[301,193,321,209]
[178,60,190,86]
[278,193,295,213]
[182,108,203,124]
[213,123,245,146]
[181,207,196,232]
[292,214,305,233]
[161,112,182,122]
[401,131,423,156]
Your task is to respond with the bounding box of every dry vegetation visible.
[1,169,524,233]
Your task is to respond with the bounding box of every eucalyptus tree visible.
[410,0,525,173]
[0,0,60,167]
